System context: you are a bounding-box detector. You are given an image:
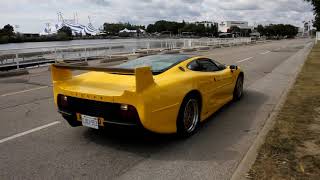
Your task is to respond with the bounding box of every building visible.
[218,21,252,33]
[119,28,146,37]
[195,21,218,28]
[297,27,304,37]
[303,21,312,37]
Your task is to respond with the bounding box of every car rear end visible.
[51,64,154,130]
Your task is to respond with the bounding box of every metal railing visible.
[0,38,253,71]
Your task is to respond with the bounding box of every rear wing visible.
[51,64,155,93]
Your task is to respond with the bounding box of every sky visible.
[0,0,314,33]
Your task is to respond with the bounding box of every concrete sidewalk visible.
[231,42,313,180]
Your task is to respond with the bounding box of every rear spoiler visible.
[51,64,155,93]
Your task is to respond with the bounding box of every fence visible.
[0,38,253,71]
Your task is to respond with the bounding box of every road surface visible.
[0,38,313,180]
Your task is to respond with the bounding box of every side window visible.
[188,59,221,72]
[199,59,220,72]
[212,59,226,70]
[188,61,203,71]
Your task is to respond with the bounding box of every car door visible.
[209,59,234,101]
[188,59,223,114]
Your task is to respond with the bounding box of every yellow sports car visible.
[51,55,244,136]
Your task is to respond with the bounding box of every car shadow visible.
[82,89,268,162]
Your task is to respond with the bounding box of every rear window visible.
[113,55,191,74]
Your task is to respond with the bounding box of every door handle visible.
[214,76,223,82]
[213,76,220,82]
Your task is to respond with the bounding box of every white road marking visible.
[260,51,270,55]
[0,86,49,97]
[0,121,61,144]
[237,57,253,63]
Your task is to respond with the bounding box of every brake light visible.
[58,95,68,108]
[120,104,128,111]
[119,105,139,121]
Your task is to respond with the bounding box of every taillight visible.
[119,104,139,121]
[58,95,68,108]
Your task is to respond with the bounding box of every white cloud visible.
[0,0,314,33]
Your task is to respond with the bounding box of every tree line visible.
[146,20,218,36]
[102,21,219,37]
[103,23,145,36]
[256,24,299,38]
[0,20,300,44]
[102,20,299,38]
[0,24,74,44]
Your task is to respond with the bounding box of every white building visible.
[119,28,146,37]
[218,21,252,33]
[303,21,312,37]
[195,21,218,28]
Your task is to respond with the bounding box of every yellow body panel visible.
[52,56,242,134]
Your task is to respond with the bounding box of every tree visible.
[257,25,265,36]
[304,0,320,30]
[146,24,155,33]
[146,20,217,37]
[0,24,14,37]
[104,22,145,35]
[3,24,14,35]
[58,26,72,37]
[260,24,298,38]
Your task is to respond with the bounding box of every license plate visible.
[81,114,99,129]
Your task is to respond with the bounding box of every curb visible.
[67,61,89,66]
[100,56,129,64]
[197,46,210,51]
[162,49,181,54]
[137,52,158,58]
[47,61,88,71]
[0,69,29,78]
[230,42,314,180]
[182,48,197,52]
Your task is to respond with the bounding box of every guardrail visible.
[0,38,253,71]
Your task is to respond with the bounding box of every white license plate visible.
[81,115,99,129]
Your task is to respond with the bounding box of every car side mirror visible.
[230,65,238,70]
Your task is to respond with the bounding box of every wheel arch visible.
[176,89,202,136]
[238,71,244,79]
[183,90,203,113]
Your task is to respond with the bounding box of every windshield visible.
[113,55,192,74]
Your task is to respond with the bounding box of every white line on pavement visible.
[0,121,61,144]
[260,51,271,55]
[0,86,49,97]
[237,57,253,63]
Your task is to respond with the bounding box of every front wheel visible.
[177,96,200,137]
[233,75,244,101]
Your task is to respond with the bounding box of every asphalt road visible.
[0,38,313,180]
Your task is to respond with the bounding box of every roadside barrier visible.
[0,38,253,71]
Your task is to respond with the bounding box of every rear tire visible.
[177,95,200,137]
[233,75,244,101]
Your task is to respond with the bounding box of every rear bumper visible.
[55,92,180,134]
[57,95,142,128]
[59,110,140,127]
